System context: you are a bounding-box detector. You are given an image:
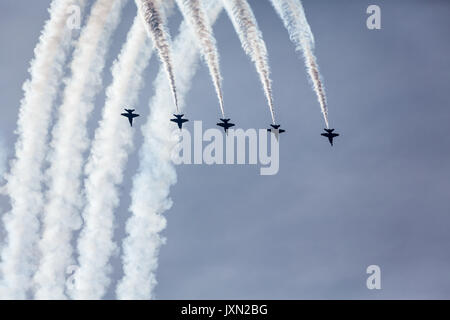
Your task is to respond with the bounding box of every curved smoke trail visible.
[33,0,128,299]
[222,0,276,124]
[0,0,87,300]
[70,16,154,300]
[270,0,329,128]
[116,0,224,300]
[175,0,226,117]
[136,0,180,112]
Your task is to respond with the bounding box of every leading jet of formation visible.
[121,108,139,127]
[171,114,189,130]
[321,128,339,146]
[217,118,235,133]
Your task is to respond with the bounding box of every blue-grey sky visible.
[1,0,450,299]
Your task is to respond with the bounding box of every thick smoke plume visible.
[33,0,127,300]
[116,0,224,299]
[0,0,88,300]
[70,15,154,300]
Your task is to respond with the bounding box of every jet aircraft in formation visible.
[321,128,339,146]
[267,124,285,140]
[121,108,139,127]
[122,108,339,146]
[216,118,235,133]
[171,114,189,130]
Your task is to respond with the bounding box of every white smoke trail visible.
[269,0,329,128]
[70,16,154,300]
[0,0,87,300]
[0,136,6,198]
[136,0,180,112]
[116,0,224,300]
[0,136,6,184]
[175,0,226,117]
[222,0,276,124]
[0,136,6,217]
[33,0,128,300]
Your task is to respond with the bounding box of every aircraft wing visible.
[121,113,128,117]
[320,133,328,137]
[131,114,140,118]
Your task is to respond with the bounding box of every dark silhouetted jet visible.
[267,124,285,140]
[121,109,139,127]
[217,118,235,133]
[171,114,189,130]
[321,128,339,146]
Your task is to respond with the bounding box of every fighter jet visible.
[171,114,189,130]
[217,118,235,133]
[121,109,139,127]
[267,124,285,140]
[321,128,339,146]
